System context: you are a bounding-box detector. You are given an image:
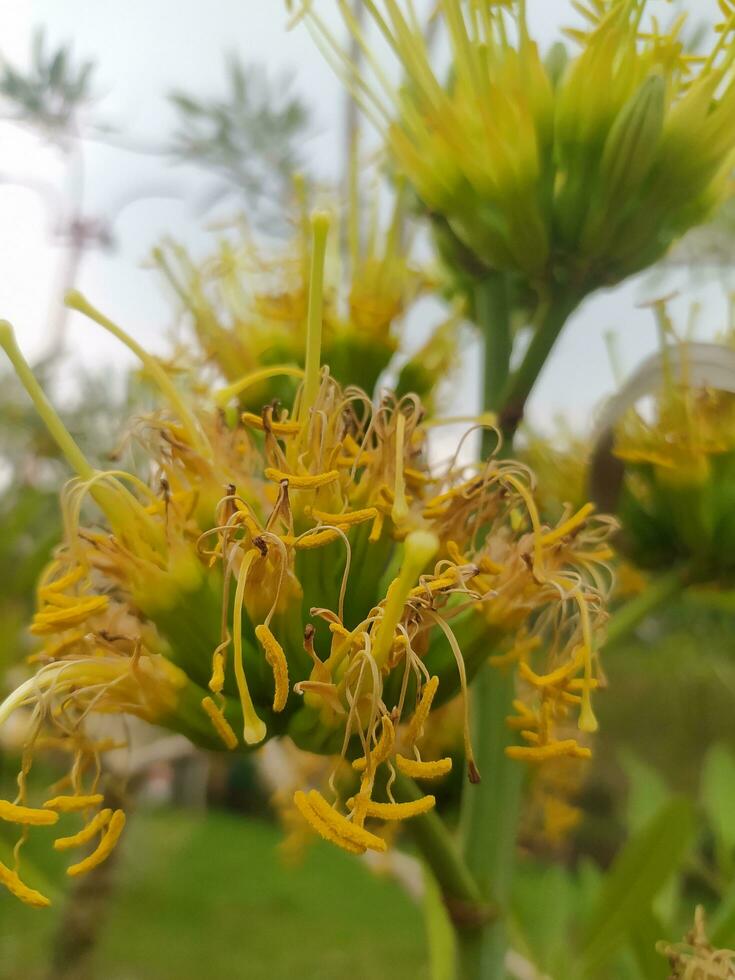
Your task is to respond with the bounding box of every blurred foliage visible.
[169,58,311,216]
[0,28,94,135]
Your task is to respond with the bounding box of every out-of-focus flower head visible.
[593,299,735,578]
[297,0,735,308]
[657,905,735,978]
[154,176,459,408]
[0,214,612,902]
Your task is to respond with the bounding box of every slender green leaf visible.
[702,743,735,875]
[576,798,694,976]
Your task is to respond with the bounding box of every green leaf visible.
[702,743,735,874]
[628,908,669,980]
[576,798,694,977]
[620,749,670,835]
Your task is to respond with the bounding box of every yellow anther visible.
[201,696,238,750]
[518,651,584,689]
[67,809,126,877]
[395,755,453,779]
[406,675,439,746]
[328,622,352,639]
[505,740,592,763]
[281,529,342,549]
[30,595,109,634]
[264,467,340,489]
[54,808,113,851]
[409,573,456,598]
[241,411,302,435]
[293,791,365,855]
[0,861,50,908]
[255,624,289,712]
[349,795,436,820]
[352,715,395,772]
[341,433,362,457]
[306,790,387,852]
[310,506,378,527]
[368,509,385,542]
[0,800,59,826]
[209,650,225,694]
[43,794,105,813]
[540,503,595,547]
[38,564,85,597]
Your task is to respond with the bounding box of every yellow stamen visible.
[395,755,453,779]
[506,741,592,762]
[0,861,50,908]
[66,809,126,877]
[306,790,387,852]
[311,506,378,527]
[369,510,385,542]
[264,467,340,489]
[209,649,225,694]
[232,549,267,745]
[540,503,595,547]
[201,696,238,750]
[281,529,342,549]
[353,715,395,772]
[0,800,59,826]
[372,531,439,668]
[255,624,289,712]
[54,809,113,851]
[30,595,109,635]
[406,675,439,746]
[241,412,302,435]
[349,795,436,820]
[518,649,584,689]
[293,790,365,855]
[43,794,105,813]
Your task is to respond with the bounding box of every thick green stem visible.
[458,665,522,979]
[394,774,492,925]
[498,290,581,442]
[605,567,688,648]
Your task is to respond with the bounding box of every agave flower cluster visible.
[299,0,735,304]
[593,301,735,579]
[154,181,459,409]
[0,217,612,905]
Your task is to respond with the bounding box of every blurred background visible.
[2,2,735,978]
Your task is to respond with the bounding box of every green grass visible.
[0,807,428,979]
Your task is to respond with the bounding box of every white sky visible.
[0,0,729,432]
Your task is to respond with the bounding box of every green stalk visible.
[394,774,493,926]
[605,567,688,648]
[498,289,581,443]
[455,277,579,979]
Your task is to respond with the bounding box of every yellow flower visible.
[0,213,612,891]
[300,1,735,301]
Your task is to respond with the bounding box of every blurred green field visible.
[0,807,428,980]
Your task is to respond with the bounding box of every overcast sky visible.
[0,0,729,432]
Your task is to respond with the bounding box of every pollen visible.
[395,755,453,779]
[305,790,387,852]
[264,467,340,489]
[352,715,395,773]
[406,675,440,747]
[43,794,105,812]
[201,696,239,750]
[54,808,113,851]
[254,624,289,712]
[0,861,51,908]
[293,790,365,855]
[349,795,436,821]
[66,809,127,877]
[0,800,59,826]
